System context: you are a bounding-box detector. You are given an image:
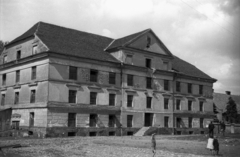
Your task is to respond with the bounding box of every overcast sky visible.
[1,0,240,95]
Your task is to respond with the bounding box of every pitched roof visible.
[172,56,216,81]
[213,93,240,113]
[7,22,119,63]
[105,29,150,50]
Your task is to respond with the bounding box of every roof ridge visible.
[122,29,151,47]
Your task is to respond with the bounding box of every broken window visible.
[176,99,181,110]
[164,80,169,91]
[109,93,115,106]
[127,74,133,86]
[31,66,36,80]
[16,50,21,60]
[2,74,6,86]
[90,69,98,82]
[69,90,77,103]
[146,96,152,108]
[127,115,133,127]
[145,58,151,68]
[109,72,116,85]
[164,116,169,128]
[164,98,169,109]
[14,92,19,105]
[69,66,77,80]
[188,83,192,94]
[68,113,76,127]
[176,81,181,92]
[199,101,204,112]
[1,94,5,106]
[16,70,20,83]
[127,95,133,107]
[146,77,152,89]
[30,90,36,103]
[90,92,97,105]
[29,112,34,127]
[108,115,116,127]
[89,114,97,127]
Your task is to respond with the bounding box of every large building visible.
[0,22,217,137]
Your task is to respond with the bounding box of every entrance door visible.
[144,113,153,127]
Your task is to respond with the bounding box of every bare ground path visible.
[0,134,239,157]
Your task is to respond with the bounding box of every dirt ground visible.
[0,134,239,157]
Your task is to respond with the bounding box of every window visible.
[127,95,133,107]
[200,118,204,128]
[3,55,7,64]
[68,113,76,127]
[164,117,169,128]
[146,58,151,68]
[108,115,116,127]
[90,114,97,127]
[14,92,19,105]
[69,90,77,103]
[127,115,133,127]
[109,94,115,106]
[30,90,36,103]
[164,80,169,91]
[69,66,77,80]
[16,50,21,60]
[199,101,204,112]
[1,94,5,106]
[90,92,97,105]
[109,72,116,84]
[31,66,36,80]
[127,74,133,86]
[90,70,98,82]
[176,81,181,92]
[188,83,192,94]
[176,117,181,128]
[176,99,181,110]
[164,98,169,109]
[188,117,192,128]
[163,61,168,70]
[16,70,20,83]
[32,45,37,55]
[188,100,192,111]
[146,97,152,108]
[146,77,152,89]
[126,55,133,64]
[29,112,34,127]
[2,74,6,86]
[12,121,20,130]
[199,85,203,95]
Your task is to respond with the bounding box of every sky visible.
[0,0,240,95]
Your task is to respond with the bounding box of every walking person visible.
[208,121,215,137]
[213,136,219,156]
[220,121,226,137]
[206,135,214,155]
[151,133,156,157]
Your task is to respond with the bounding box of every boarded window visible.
[90,70,98,82]
[2,74,6,86]
[90,114,97,127]
[30,90,36,103]
[69,66,77,80]
[109,72,116,84]
[16,50,21,60]
[127,115,133,127]
[146,97,152,108]
[109,94,115,106]
[29,112,34,127]
[69,90,77,103]
[176,81,181,92]
[1,94,5,106]
[176,99,181,110]
[188,100,192,111]
[90,92,97,105]
[188,83,192,94]
[146,58,151,68]
[164,80,169,91]
[127,95,133,107]
[68,113,76,127]
[164,117,169,128]
[164,98,169,109]
[199,101,204,112]
[127,74,133,86]
[126,55,133,64]
[108,115,116,127]
[14,92,19,105]
[31,66,36,80]
[146,77,152,89]
[16,70,20,83]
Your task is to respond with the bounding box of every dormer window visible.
[146,58,151,68]
[126,55,133,64]
[32,45,37,55]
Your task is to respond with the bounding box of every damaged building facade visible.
[0,22,216,137]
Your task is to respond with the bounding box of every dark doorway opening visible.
[89,132,97,136]
[144,113,153,127]
[68,132,76,137]
[127,131,133,136]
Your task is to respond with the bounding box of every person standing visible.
[220,122,226,137]
[151,133,156,157]
[208,121,215,137]
[206,135,214,155]
[213,136,219,155]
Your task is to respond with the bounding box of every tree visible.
[226,97,238,123]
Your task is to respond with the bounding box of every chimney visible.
[225,91,231,95]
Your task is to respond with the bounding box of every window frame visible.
[2,74,6,86]
[127,95,133,107]
[164,116,169,128]
[1,94,5,106]
[16,70,20,83]
[127,115,133,127]
[188,83,192,94]
[176,99,181,110]
[188,100,192,111]
[90,69,98,82]
[176,81,181,92]
[146,96,152,108]
[69,90,77,103]
[164,80,169,91]
[199,101,204,112]
[127,74,134,86]
[30,90,36,103]
[145,58,151,68]
[164,98,169,109]
[31,66,37,80]
[14,92,19,105]
[109,93,116,106]
[188,117,192,128]
[69,66,77,80]
[146,77,152,89]
[90,92,97,105]
[108,115,116,127]
[109,72,116,85]
[199,85,203,95]
[68,113,76,127]
[16,50,21,60]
